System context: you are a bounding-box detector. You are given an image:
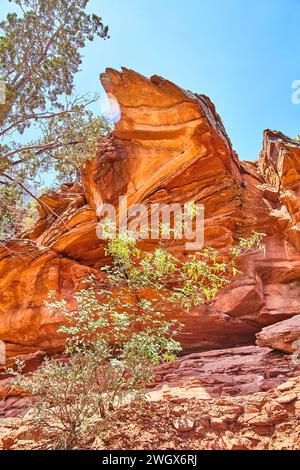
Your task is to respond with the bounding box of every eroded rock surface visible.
[148,346,300,402]
[1,376,299,450]
[0,69,300,356]
[256,315,300,354]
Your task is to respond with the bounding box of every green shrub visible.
[7,228,265,449]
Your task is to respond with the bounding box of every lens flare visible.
[99,92,121,124]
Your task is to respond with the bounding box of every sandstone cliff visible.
[1,68,300,360]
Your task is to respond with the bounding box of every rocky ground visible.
[0,376,299,450]
[1,339,300,450]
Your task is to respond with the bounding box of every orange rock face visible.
[0,240,99,360]
[1,68,300,357]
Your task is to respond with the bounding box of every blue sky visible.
[2,0,300,160]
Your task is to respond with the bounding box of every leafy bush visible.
[7,228,265,449]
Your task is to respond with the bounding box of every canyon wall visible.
[1,68,300,360]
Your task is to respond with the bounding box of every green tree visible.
[0,0,110,238]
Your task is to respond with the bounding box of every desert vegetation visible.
[6,228,264,449]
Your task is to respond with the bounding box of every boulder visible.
[256,315,300,353]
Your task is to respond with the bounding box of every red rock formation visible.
[256,315,300,353]
[259,130,300,251]
[0,68,300,357]
[0,240,100,359]
[148,345,300,401]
